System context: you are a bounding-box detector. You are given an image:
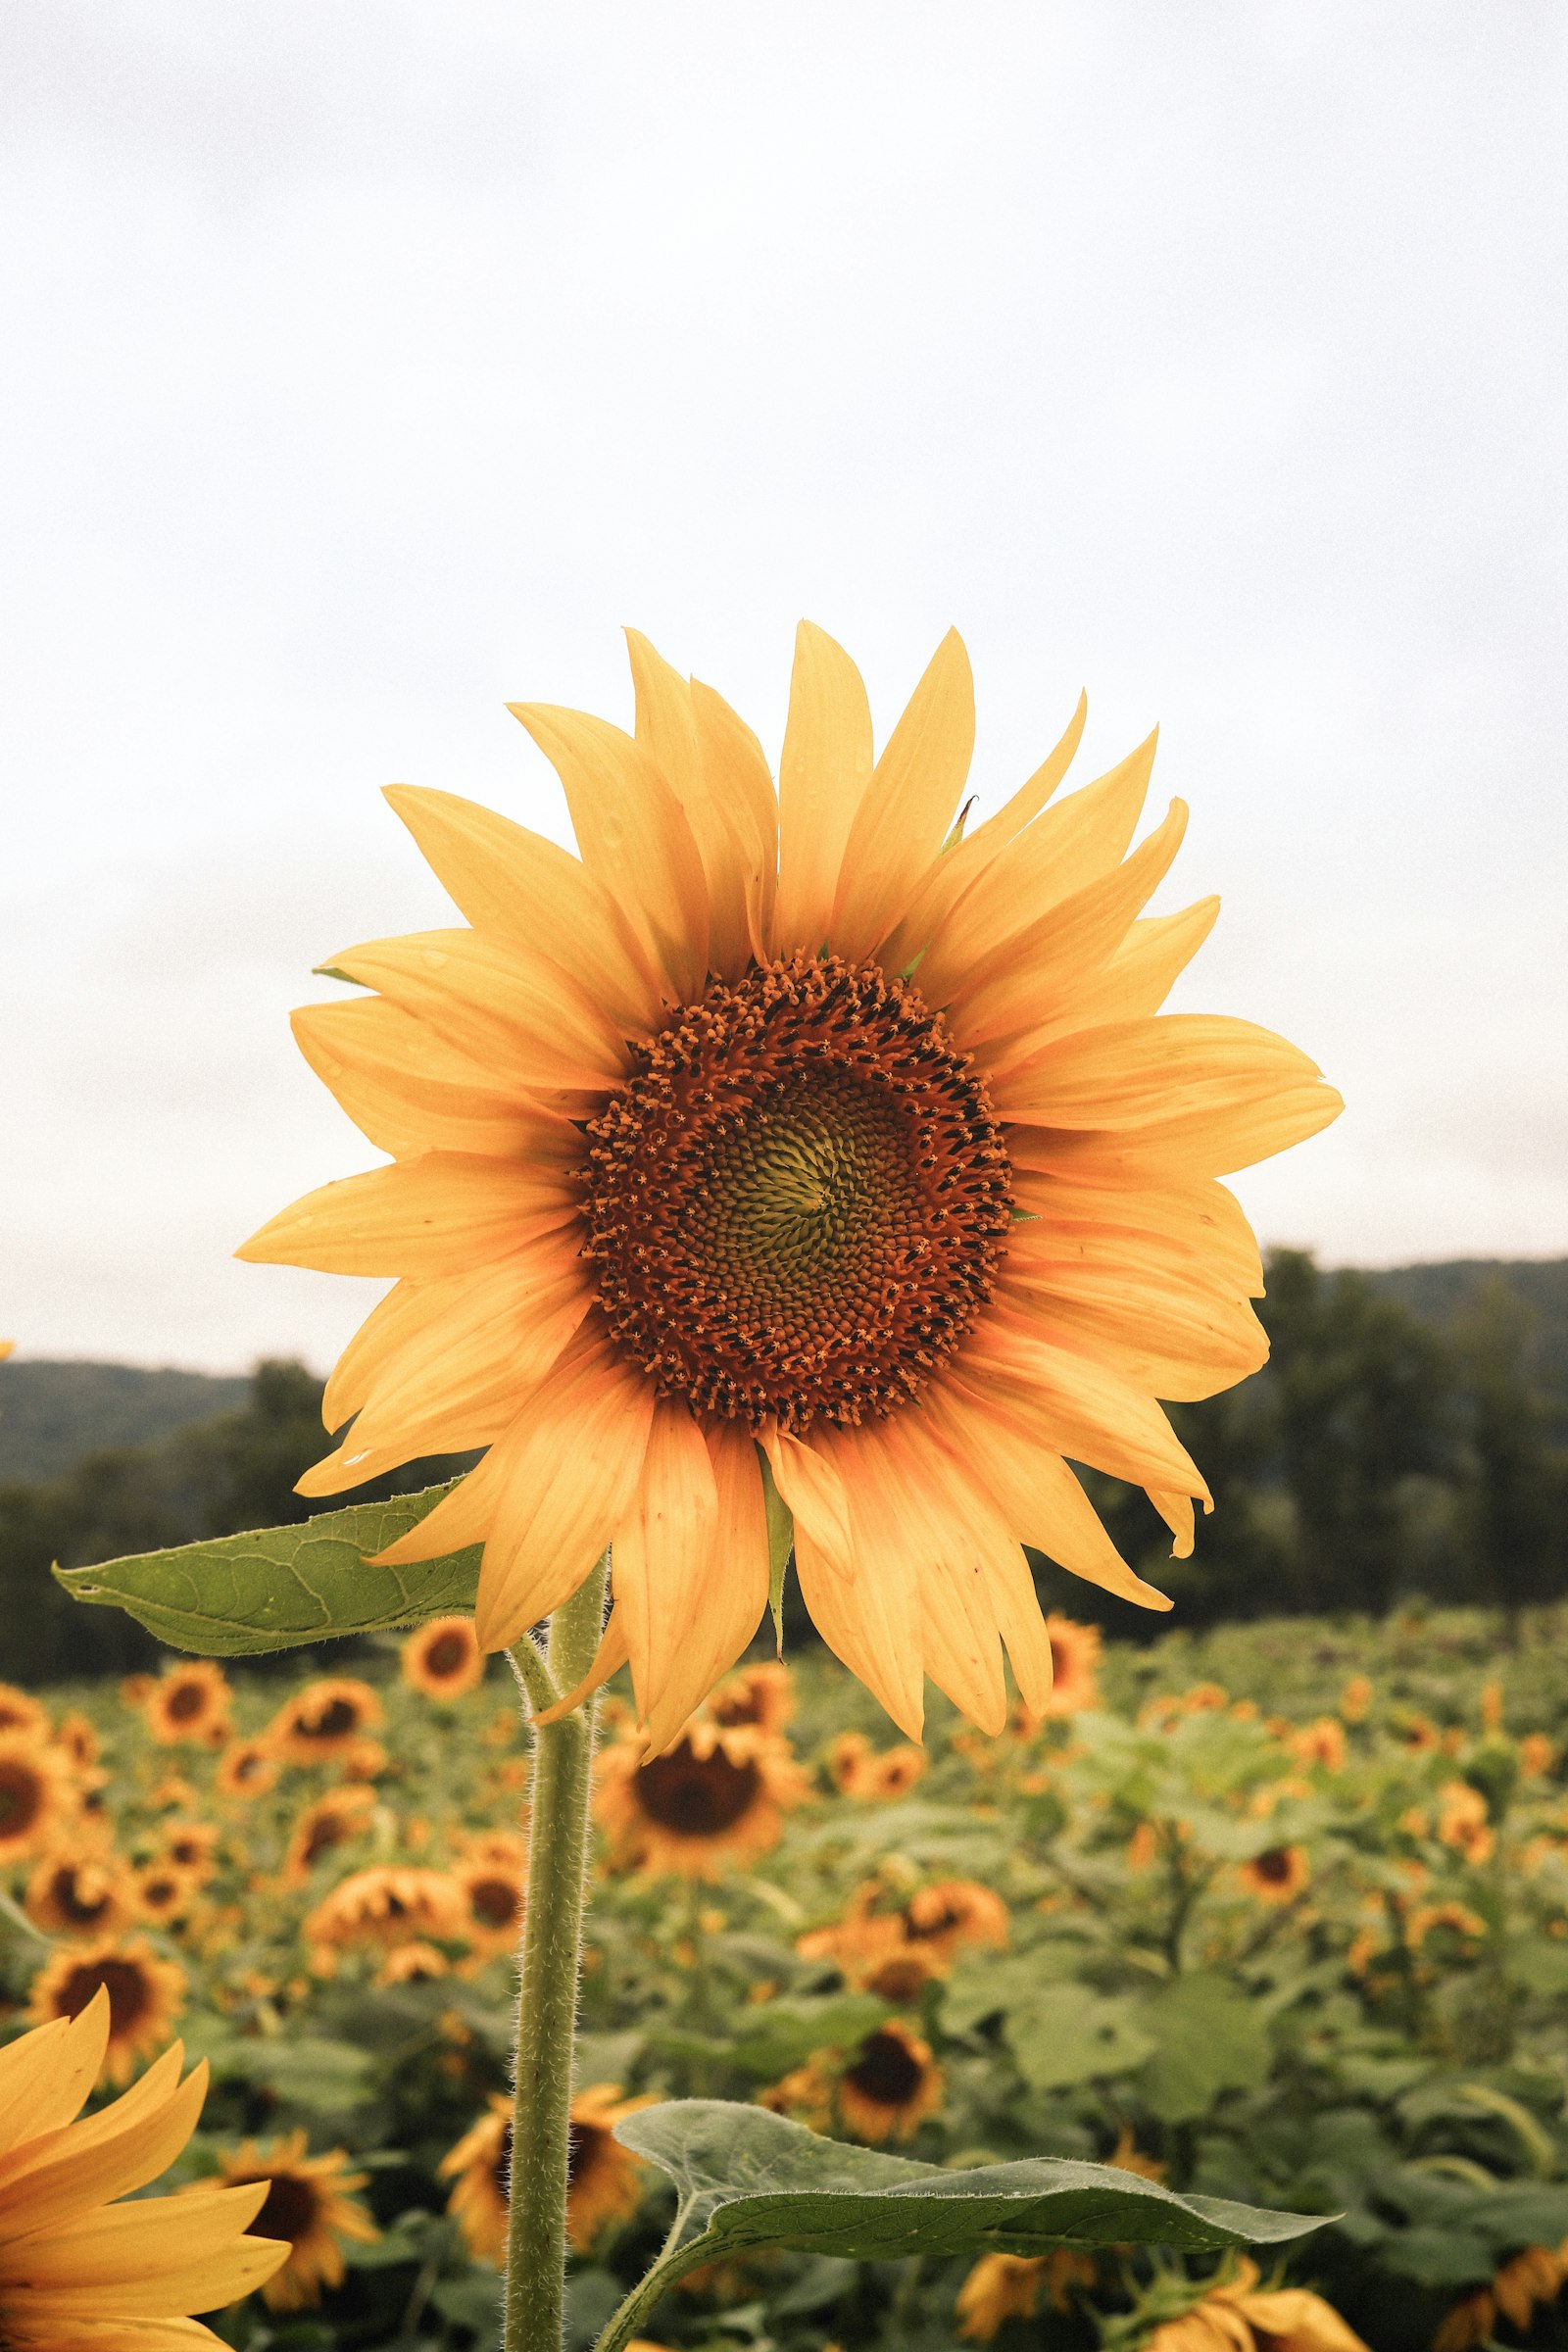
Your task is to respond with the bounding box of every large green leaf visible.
[51,1482,477,1655]
[1135,1973,1271,2123]
[593,2099,1328,2352]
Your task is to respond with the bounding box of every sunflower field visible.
[2,1603,1568,2352]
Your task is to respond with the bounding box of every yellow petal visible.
[627,633,766,984]
[0,2052,205,2237]
[987,898,1220,1072]
[328,929,627,1099]
[4,2181,283,2308]
[947,800,1188,1051]
[996,1013,1326,1129]
[1148,1489,1198,1558]
[1007,1172,1264,1298]
[877,1422,1008,1733]
[509,703,709,1003]
[830,629,974,961]
[534,1604,630,1725]
[690,678,779,966]
[0,1998,108,2155]
[290,995,589,1162]
[963,1306,1208,1496]
[758,1424,855,1580]
[820,1428,931,1734]
[382,785,662,1033]
[1003,1086,1344,1182]
[793,1523,924,1741]
[880,693,1086,975]
[918,730,1156,1003]
[612,1399,718,1746]
[772,621,873,955]
[469,1344,657,1650]
[236,1153,578,1279]
[620,1422,771,1751]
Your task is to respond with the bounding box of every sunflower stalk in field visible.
[59,624,1340,2345]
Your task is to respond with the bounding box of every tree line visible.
[0,1252,1563,1683]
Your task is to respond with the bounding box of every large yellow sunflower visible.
[241,628,1340,1743]
[0,1989,287,2341]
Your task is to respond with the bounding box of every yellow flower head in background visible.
[214,2131,379,2311]
[0,1990,287,2340]
[242,626,1340,1744]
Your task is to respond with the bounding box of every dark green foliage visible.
[0,1356,248,1482]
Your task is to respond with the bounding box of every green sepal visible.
[757,1447,794,1658]
[51,1481,477,1656]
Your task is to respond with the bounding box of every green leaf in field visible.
[1136,1973,1271,2122]
[51,1482,477,1656]
[615,2098,1328,2264]
[1006,1983,1157,2091]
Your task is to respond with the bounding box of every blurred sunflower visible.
[281,1785,378,1886]
[214,2131,378,2311]
[798,1874,1006,2000]
[1240,1844,1310,1905]
[453,1858,526,1960]
[835,2020,943,2143]
[159,1818,221,1879]
[50,1711,100,1770]
[707,1660,795,1734]
[269,1679,383,1765]
[402,1615,487,1698]
[27,1936,188,2086]
[0,1990,287,2338]
[441,2082,651,2263]
[25,1852,138,1939]
[597,1720,809,1878]
[1035,1613,1102,1718]
[305,1866,466,1968]
[144,1661,232,1745]
[0,1684,48,1739]
[0,1736,74,1867]
[241,626,1340,1744]
[377,1939,450,1985]
[956,2249,1099,2339]
[217,1737,281,1800]
[133,1859,199,1927]
[1144,2257,1369,2351]
[826,1731,927,1802]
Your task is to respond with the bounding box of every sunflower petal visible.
[773,621,873,955]
[534,1604,630,1725]
[612,1400,719,1747]
[793,1525,924,1741]
[509,703,709,1002]
[690,679,779,966]
[382,785,662,1032]
[831,629,974,961]
[291,996,573,1160]
[236,1154,578,1279]
[0,1998,108,2155]
[328,929,627,1098]
[987,898,1220,1071]
[759,1424,855,1582]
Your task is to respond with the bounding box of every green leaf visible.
[51,1482,477,1655]
[1006,1984,1157,2091]
[1136,1973,1271,2123]
[619,2097,1327,2261]
[759,1447,794,1657]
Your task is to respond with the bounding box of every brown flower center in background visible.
[468,1875,521,1930]
[1254,1847,1293,1885]
[56,1956,152,2034]
[244,2172,319,2243]
[844,2029,923,2108]
[166,1682,206,1722]
[565,2119,604,2185]
[633,1742,761,1837]
[47,1865,114,1928]
[0,1762,43,1838]
[423,1631,469,1678]
[493,2122,514,2199]
[582,954,1012,1432]
[298,1698,359,1740]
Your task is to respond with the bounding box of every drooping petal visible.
[830,629,974,962]
[236,1154,578,1279]
[382,785,662,1033]
[534,1604,631,1726]
[772,621,873,955]
[875,1421,1007,1732]
[508,703,710,1002]
[290,996,577,1160]
[792,1525,924,1741]
[962,1305,1208,1497]
[1148,1488,1198,1558]
[759,1423,855,1579]
[611,1399,719,1746]
[327,930,628,1099]
[819,1428,932,1735]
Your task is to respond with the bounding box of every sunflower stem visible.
[505,1552,609,2352]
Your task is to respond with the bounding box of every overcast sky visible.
[3,2,1565,1376]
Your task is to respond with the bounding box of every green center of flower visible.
[582,954,1012,1432]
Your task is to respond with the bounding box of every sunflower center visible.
[50,1865,113,1927]
[845,2029,924,2108]
[1254,1846,1292,1885]
[633,1741,761,1837]
[424,1631,469,1678]
[582,954,1012,1433]
[298,1698,359,1740]
[565,2118,603,2186]
[247,2172,319,2242]
[166,1682,206,1722]
[0,1763,43,1838]
[57,1956,151,2034]
[469,1874,522,1929]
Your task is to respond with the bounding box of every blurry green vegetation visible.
[1,1252,1564,1686]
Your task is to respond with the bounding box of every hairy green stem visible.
[505,1555,609,2352]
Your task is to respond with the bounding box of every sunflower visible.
[1290,1718,1347,1771]
[1340,1674,1373,1724]
[304,1866,466,1967]
[239,626,1340,1745]
[798,1875,1006,2000]
[441,2082,652,2263]
[377,1939,451,1985]
[268,1679,384,1765]
[1438,1780,1494,1864]
[214,2131,378,2310]
[134,1860,199,1927]
[453,1858,526,1959]
[402,1615,487,1699]
[144,1661,232,1745]
[51,1711,100,1770]
[159,1818,221,1880]
[956,2249,1099,2339]
[596,1720,810,1878]
[0,1736,74,1866]
[1145,2258,1370,2351]
[834,2020,944,2143]
[826,1732,927,1802]
[1240,1844,1310,1905]
[706,1660,795,1734]
[0,1989,287,2339]
[0,1684,48,1739]
[281,1785,379,1885]
[27,1936,188,2086]
[217,1737,280,1799]
[25,1851,138,1939]
[1033,1613,1102,1718]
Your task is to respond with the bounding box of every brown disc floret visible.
[581,953,1012,1433]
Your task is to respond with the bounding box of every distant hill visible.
[0,1359,250,1484]
[1362,1257,1568,1407]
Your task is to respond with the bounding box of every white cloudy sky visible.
[3,2,1565,1375]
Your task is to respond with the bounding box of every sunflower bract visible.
[240,625,1341,1746]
